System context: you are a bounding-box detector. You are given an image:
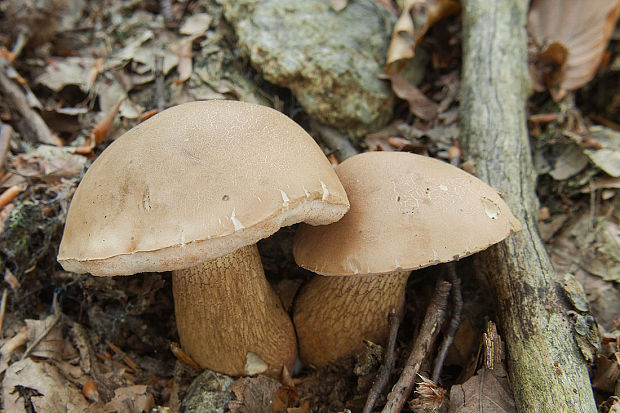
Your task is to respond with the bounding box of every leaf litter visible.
[0,0,618,411]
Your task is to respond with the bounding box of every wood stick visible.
[363,310,401,413]
[0,123,12,172]
[431,263,462,382]
[381,280,451,413]
[460,1,596,411]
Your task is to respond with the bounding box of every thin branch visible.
[432,262,463,382]
[382,280,451,413]
[363,310,401,413]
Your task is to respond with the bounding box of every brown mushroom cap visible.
[58,100,349,276]
[294,151,521,276]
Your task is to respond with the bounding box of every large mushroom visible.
[293,151,521,366]
[57,100,350,377]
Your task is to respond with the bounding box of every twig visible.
[0,62,59,146]
[363,310,401,413]
[0,123,12,172]
[0,185,23,211]
[0,289,8,339]
[21,290,62,360]
[432,262,463,382]
[309,119,359,162]
[155,53,165,112]
[381,280,451,413]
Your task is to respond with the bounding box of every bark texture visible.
[293,270,410,366]
[172,244,297,377]
[460,1,596,411]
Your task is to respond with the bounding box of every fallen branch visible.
[460,0,596,410]
[363,310,401,413]
[431,262,462,382]
[381,280,451,413]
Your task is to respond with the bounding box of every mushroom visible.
[293,151,521,366]
[57,100,350,377]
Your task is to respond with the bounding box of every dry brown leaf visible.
[386,0,460,72]
[228,375,282,413]
[593,353,620,393]
[13,145,86,180]
[2,358,92,413]
[103,385,154,413]
[383,72,438,120]
[86,98,123,150]
[173,35,201,87]
[448,364,517,413]
[528,0,620,100]
[24,315,63,360]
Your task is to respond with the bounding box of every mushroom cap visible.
[293,151,521,276]
[58,100,349,276]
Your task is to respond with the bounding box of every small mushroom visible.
[57,100,350,377]
[293,151,521,366]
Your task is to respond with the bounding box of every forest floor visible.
[0,1,619,412]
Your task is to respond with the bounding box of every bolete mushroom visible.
[293,151,521,366]
[57,100,349,377]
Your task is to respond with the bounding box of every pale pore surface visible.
[293,270,410,366]
[172,244,297,376]
[58,100,348,276]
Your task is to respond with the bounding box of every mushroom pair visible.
[57,101,350,377]
[293,151,521,366]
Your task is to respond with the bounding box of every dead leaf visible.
[382,72,437,120]
[84,98,123,151]
[13,145,87,180]
[24,314,63,360]
[448,363,517,413]
[593,353,620,393]
[173,35,201,87]
[548,143,589,180]
[179,13,212,36]
[386,0,460,72]
[228,375,282,413]
[103,385,154,413]
[584,126,620,177]
[528,0,620,99]
[3,358,91,413]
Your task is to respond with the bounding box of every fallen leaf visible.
[173,35,201,87]
[103,385,154,413]
[548,143,589,180]
[3,358,91,413]
[179,13,212,36]
[228,375,282,413]
[382,72,437,120]
[528,0,620,99]
[24,314,64,360]
[448,364,516,413]
[86,98,124,150]
[386,0,460,72]
[13,145,87,180]
[584,126,620,177]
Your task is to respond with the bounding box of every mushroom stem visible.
[293,270,410,366]
[172,244,297,377]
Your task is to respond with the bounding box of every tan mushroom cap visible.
[294,151,521,276]
[58,100,349,276]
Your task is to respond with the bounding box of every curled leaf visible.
[528,0,620,100]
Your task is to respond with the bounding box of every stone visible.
[221,0,395,136]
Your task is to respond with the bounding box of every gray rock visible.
[221,0,395,135]
[180,370,234,413]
